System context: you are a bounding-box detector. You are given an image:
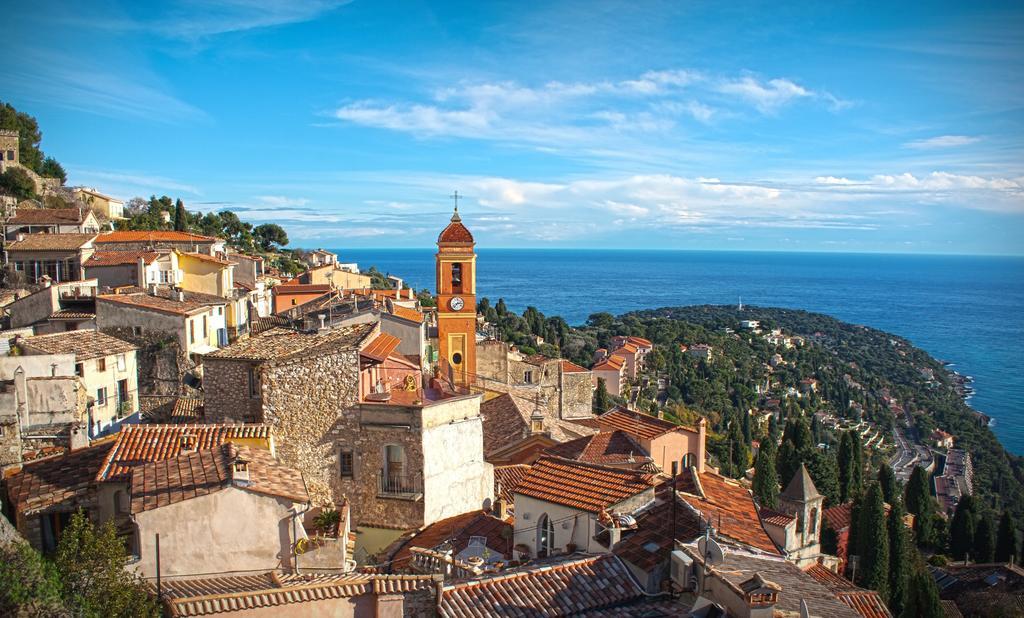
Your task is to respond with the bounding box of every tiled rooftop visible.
[438,554,644,617]
[97,423,273,482]
[672,469,780,554]
[138,396,205,423]
[206,323,374,362]
[593,356,624,371]
[684,545,861,618]
[21,329,136,361]
[389,509,513,571]
[85,250,161,267]
[98,290,224,316]
[494,464,531,503]
[560,359,589,373]
[360,332,401,362]
[613,496,703,571]
[543,430,648,466]
[178,251,231,265]
[824,502,854,531]
[803,563,892,618]
[513,457,654,513]
[389,304,424,324]
[5,442,114,514]
[10,207,89,225]
[760,508,796,527]
[437,213,474,244]
[96,231,218,243]
[8,233,96,251]
[481,393,594,457]
[159,571,437,617]
[130,443,307,514]
[596,407,691,441]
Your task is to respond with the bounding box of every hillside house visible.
[70,187,124,220]
[96,288,228,358]
[94,230,224,256]
[3,207,100,239]
[6,278,98,333]
[7,233,97,284]
[595,406,707,474]
[83,250,180,290]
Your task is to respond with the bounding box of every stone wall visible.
[100,327,194,396]
[203,357,263,422]
[558,370,593,420]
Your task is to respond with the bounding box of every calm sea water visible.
[340,249,1024,455]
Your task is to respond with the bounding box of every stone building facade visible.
[476,339,593,421]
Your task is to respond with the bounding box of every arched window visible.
[809,507,819,537]
[451,263,462,290]
[537,513,555,556]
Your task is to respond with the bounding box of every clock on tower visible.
[435,204,477,385]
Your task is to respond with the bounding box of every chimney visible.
[608,522,622,548]
[232,456,251,486]
[176,290,185,302]
[493,496,509,520]
[697,417,707,473]
[180,433,196,452]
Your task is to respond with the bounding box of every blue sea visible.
[340,249,1024,455]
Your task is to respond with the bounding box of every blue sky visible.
[2,0,1022,254]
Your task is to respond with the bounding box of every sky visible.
[1,0,1022,254]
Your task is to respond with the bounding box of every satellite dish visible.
[697,535,725,566]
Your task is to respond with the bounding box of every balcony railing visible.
[377,469,422,499]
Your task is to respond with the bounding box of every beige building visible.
[7,233,97,284]
[6,278,98,332]
[96,289,228,357]
[3,206,100,239]
[130,443,309,578]
[18,329,139,437]
[71,187,125,220]
[84,250,180,290]
[591,354,627,397]
[596,407,707,474]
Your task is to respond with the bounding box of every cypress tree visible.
[949,494,977,561]
[975,512,996,563]
[905,466,934,546]
[838,431,855,503]
[594,378,610,413]
[878,463,898,505]
[846,491,863,581]
[888,498,909,615]
[807,450,840,506]
[996,511,1017,563]
[727,418,749,478]
[851,432,864,493]
[858,482,889,598]
[173,198,187,231]
[902,558,943,618]
[753,439,779,508]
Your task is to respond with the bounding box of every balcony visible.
[377,470,422,500]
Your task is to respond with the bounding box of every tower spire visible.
[450,190,462,221]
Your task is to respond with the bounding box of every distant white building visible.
[740,320,760,330]
[686,344,714,361]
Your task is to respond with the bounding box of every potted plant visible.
[313,509,341,538]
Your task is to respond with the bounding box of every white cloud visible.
[716,76,811,113]
[903,135,982,149]
[257,195,310,207]
[67,169,201,199]
[815,176,857,185]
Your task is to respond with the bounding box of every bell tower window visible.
[451,263,463,292]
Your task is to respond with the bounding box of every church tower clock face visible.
[449,296,465,311]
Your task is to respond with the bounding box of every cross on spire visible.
[450,190,461,212]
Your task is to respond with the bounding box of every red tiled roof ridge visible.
[85,250,162,266]
[441,553,633,590]
[97,230,218,243]
[560,359,589,373]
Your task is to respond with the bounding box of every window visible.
[96,357,106,372]
[218,307,223,316]
[683,453,697,469]
[114,490,129,515]
[291,299,297,305]
[339,450,354,478]
[117,380,129,415]
[6,150,13,161]
[190,320,195,344]
[383,444,406,489]
[451,263,462,290]
[116,354,126,372]
[809,507,818,536]
[537,513,555,556]
[75,363,84,377]
[248,367,259,398]
[159,270,171,284]
[96,387,107,406]
[524,370,533,383]
[132,326,143,336]
[202,316,208,338]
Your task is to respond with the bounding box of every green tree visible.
[949,494,977,561]
[974,511,996,563]
[857,482,890,598]
[39,157,66,183]
[753,439,779,508]
[905,466,934,546]
[173,198,188,231]
[902,558,943,618]
[995,511,1017,563]
[496,298,508,316]
[878,462,898,505]
[0,168,36,199]
[838,431,856,502]
[776,416,813,486]
[888,498,910,615]
[807,450,841,506]
[0,540,64,616]
[726,417,750,478]
[254,223,289,251]
[594,378,611,413]
[54,511,158,617]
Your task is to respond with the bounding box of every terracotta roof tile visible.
[207,324,374,362]
[21,329,136,360]
[672,470,780,554]
[593,356,625,371]
[760,508,797,527]
[97,290,225,316]
[493,464,531,503]
[613,496,703,571]
[825,502,854,531]
[138,396,204,423]
[481,394,595,457]
[5,442,113,514]
[178,251,231,265]
[8,233,96,251]
[360,332,401,363]
[438,554,644,617]
[275,283,331,293]
[9,207,89,225]
[389,305,423,324]
[804,563,893,618]
[47,309,96,320]
[389,510,512,571]
[596,407,690,441]
[543,431,648,466]
[627,336,653,347]
[85,250,161,267]
[96,231,218,244]
[514,457,654,513]
[560,359,589,373]
[130,443,307,514]
[437,212,474,244]
[97,423,273,482]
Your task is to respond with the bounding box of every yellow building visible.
[72,187,125,220]
[294,263,373,289]
[175,250,251,340]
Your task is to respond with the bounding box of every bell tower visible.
[436,199,477,385]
